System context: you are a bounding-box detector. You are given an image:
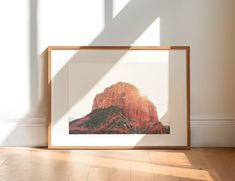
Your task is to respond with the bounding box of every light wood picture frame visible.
[48,46,190,149]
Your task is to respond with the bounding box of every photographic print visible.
[48,46,190,149]
[69,81,170,134]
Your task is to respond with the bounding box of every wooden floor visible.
[0,148,234,181]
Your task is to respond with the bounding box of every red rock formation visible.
[92,82,159,125]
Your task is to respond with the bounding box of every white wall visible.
[0,0,234,147]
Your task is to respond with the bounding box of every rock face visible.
[92,82,158,126]
[69,82,169,134]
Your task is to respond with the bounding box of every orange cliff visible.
[92,82,159,125]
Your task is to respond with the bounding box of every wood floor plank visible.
[131,170,155,181]
[109,168,130,181]
[0,148,234,181]
[87,166,110,181]
[0,152,28,181]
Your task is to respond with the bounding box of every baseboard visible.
[191,116,235,147]
[0,117,47,147]
[0,116,235,147]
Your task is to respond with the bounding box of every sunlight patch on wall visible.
[0,123,17,144]
[132,17,161,46]
[0,0,30,119]
[38,0,104,51]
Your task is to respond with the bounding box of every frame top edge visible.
[47,46,190,51]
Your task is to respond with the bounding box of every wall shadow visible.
[29,0,38,116]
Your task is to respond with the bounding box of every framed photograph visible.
[48,46,190,149]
